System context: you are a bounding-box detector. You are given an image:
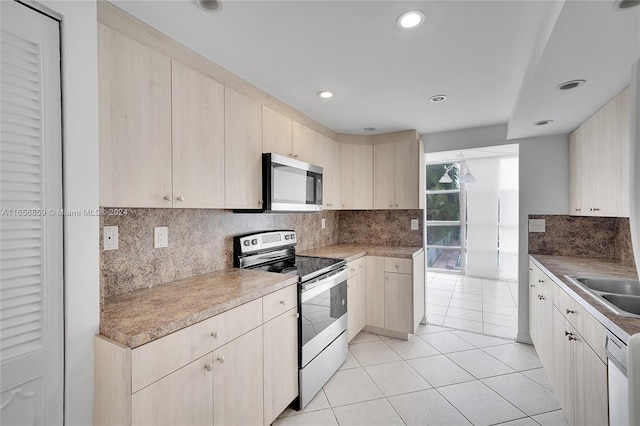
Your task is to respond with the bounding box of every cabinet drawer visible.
[347,257,365,279]
[131,298,262,392]
[263,284,298,323]
[384,257,412,274]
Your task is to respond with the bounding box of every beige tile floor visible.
[275,328,567,426]
[426,273,519,339]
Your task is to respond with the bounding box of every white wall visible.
[424,126,569,343]
[40,1,100,424]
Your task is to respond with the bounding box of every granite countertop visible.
[100,268,298,348]
[530,254,639,343]
[298,244,423,262]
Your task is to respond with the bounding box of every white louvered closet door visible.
[0,1,63,425]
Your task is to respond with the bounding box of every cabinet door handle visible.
[389,203,393,207]
[211,331,219,338]
[279,300,287,306]
[538,295,545,300]
[575,208,581,212]
[176,195,185,202]
[204,363,213,372]
[163,195,172,201]
[593,208,600,212]
[217,356,226,363]
[528,268,532,271]
[395,203,399,207]
[538,279,544,283]
[293,154,298,159]
[565,331,576,341]
[530,284,535,288]
[566,309,575,315]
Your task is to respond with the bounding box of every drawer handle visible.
[565,331,576,341]
[566,309,575,315]
[176,195,185,202]
[528,268,532,271]
[538,279,544,283]
[211,331,219,338]
[538,295,545,300]
[280,300,287,306]
[530,284,535,288]
[163,195,172,201]
[204,364,213,372]
[217,356,226,363]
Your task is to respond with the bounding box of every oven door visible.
[263,153,323,212]
[300,268,348,367]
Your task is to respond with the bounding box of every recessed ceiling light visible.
[364,127,376,132]
[429,95,447,103]
[556,79,586,90]
[535,120,554,126]
[192,0,223,12]
[612,0,640,10]
[317,91,334,99]
[397,11,425,29]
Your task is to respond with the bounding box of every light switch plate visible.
[529,219,546,233]
[411,219,419,230]
[104,226,118,251]
[154,226,168,248]
[321,217,326,229]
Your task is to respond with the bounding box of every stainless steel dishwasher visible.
[605,330,629,426]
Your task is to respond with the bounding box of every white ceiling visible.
[110,0,640,139]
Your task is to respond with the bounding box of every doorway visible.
[0,1,64,424]
[425,145,519,339]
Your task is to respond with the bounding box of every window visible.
[425,163,462,272]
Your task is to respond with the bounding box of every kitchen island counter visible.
[100,268,297,348]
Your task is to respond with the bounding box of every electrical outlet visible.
[321,218,326,229]
[410,219,419,230]
[104,226,118,251]
[529,219,546,233]
[154,226,168,248]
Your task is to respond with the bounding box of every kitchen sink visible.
[565,275,640,318]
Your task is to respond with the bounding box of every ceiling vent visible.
[612,0,640,10]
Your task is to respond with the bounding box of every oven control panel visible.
[236,230,297,254]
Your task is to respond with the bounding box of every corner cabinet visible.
[340,143,373,209]
[528,259,608,426]
[569,86,630,217]
[372,138,425,210]
[94,285,298,426]
[364,251,425,340]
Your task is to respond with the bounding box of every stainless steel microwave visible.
[262,153,323,212]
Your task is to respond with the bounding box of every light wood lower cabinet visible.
[95,285,298,426]
[347,258,366,341]
[132,354,214,426]
[263,306,298,425]
[529,258,609,426]
[364,252,425,339]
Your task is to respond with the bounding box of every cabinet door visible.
[539,280,554,380]
[213,326,263,426]
[384,272,413,333]
[553,309,576,424]
[580,116,598,216]
[262,106,293,157]
[597,98,619,217]
[412,252,425,330]
[365,256,385,328]
[574,336,608,426]
[347,273,359,342]
[317,133,341,209]
[394,140,421,209]
[340,144,373,209]
[528,264,538,344]
[98,24,172,208]
[131,354,213,426]
[171,61,224,208]
[292,122,318,163]
[568,128,582,215]
[224,88,262,209]
[617,86,631,217]
[263,308,298,425]
[373,143,395,209]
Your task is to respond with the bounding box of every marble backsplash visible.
[528,215,635,267]
[339,210,424,247]
[100,208,424,302]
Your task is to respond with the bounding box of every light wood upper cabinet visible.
[373,143,396,209]
[224,88,262,209]
[98,24,172,208]
[569,87,630,217]
[341,143,373,209]
[292,121,319,163]
[317,133,341,209]
[172,61,225,208]
[262,106,293,157]
[373,139,425,210]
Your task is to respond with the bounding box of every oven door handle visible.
[300,267,348,302]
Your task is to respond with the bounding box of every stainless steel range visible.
[234,230,348,409]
